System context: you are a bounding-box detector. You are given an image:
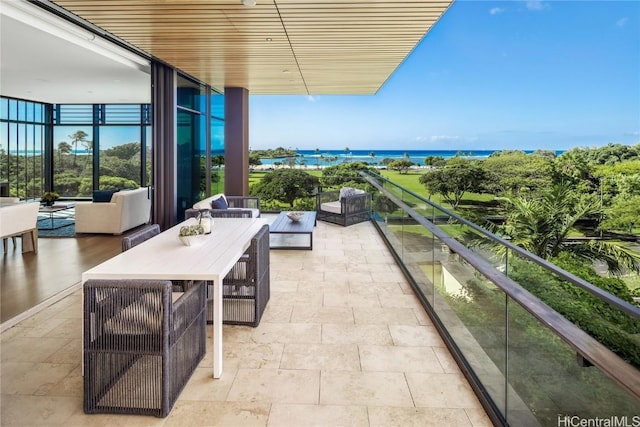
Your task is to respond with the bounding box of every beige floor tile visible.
[433,346,463,374]
[269,280,299,292]
[389,325,446,347]
[268,403,369,427]
[1,361,76,395]
[34,364,83,397]
[260,305,293,323]
[323,292,381,308]
[0,395,79,426]
[165,401,270,426]
[280,343,360,371]
[1,337,73,363]
[224,342,284,370]
[353,307,419,325]
[222,324,256,343]
[302,262,348,273]
[297,280,350,294]
[320,371,413,407]
[327,271,373,285]
[370,270,407,282]
[290,306,354,324]
[406,372,484,409]
[379,294,423,309]
[251,323,322,344]
[45,338,82,364]
[7,317,69,338]
[368,406,474,427]
[465,408,494,426]
[177,366,237,401]
[322,323,393,345]
[359,345,444,374]
[227,369,320,404]
[413,307,433,325]
[268,291,323,307]
[65,407,166,426]
[348,282,405,295]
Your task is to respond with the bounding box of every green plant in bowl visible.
[178,224,205,246]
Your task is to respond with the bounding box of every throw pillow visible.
[92,189,119,203]
[339,187,357,201]
[211,196,228,210]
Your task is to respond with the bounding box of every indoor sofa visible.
[75,187,152,234]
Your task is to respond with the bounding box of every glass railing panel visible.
[431,254,508,417]
[506,296,640,426]
[505,250,640,372]
[361,171,640,423]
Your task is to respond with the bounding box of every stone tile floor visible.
[0,219,492,426]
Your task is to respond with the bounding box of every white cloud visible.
[616,17,628,27]
[490,7,504,15]
[430,135,459,142]
[525,1,548,11]
[306,95,316,102]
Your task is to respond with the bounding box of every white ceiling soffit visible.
[0,0,151,104]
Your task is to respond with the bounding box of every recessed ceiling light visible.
[266,37,273,42]
[242,0,256,6]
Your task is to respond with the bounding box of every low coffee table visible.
[38,203,74,230]
[269,211,317,250]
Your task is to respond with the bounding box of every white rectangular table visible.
[81,217,268,378]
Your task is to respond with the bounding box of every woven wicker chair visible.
[206,224,270,326]
[185,207,252,220]
[83,279,206,417]
[121,224,160,251]
[316,189,372,226]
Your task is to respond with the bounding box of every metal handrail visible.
[362,171,640,399]
[361,170,640,320]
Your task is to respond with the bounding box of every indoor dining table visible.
[81,216,268,378]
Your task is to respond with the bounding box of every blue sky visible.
[249,0,640,151]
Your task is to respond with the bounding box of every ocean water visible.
[258,149,563,167]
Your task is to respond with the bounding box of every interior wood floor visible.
[1,229,137,323]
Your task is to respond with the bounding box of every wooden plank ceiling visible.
[51,0,453,95]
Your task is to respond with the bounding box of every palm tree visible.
[57,141,72,168]
[68,130,89,166]
[497,183,640,274]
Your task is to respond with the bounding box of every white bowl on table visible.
[286,211,305,222]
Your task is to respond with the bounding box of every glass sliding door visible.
[210,90,224,194]
[0,98,48,199]
[176,74,207,218]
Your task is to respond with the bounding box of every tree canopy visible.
[251,169,318,207]
[497,183,640,274]
[418,157,485,209]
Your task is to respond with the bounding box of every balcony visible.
[2,173,638,425]
[0,216,491,426]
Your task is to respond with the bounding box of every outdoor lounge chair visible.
[316,187,372,226]
[83,279,206,417]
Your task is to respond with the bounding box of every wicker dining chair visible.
[121,223,160,251]
[206,224,270,327]
[83,279,206,417]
